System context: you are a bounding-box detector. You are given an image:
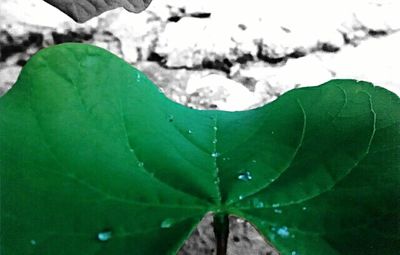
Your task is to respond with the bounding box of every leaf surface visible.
[43,0,152,22]
[0,44,399,254]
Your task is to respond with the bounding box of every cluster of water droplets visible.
[272,203,283,214]
[210,125,220,158]
[97,230,112,242]
[211,152,220,158]
[237,170,253,181]
[252,198,264,208]
[270,225,295,239]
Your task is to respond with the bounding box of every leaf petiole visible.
[213,213,230,255]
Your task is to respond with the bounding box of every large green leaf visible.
[1,43,399,255]
[43,0,152,22]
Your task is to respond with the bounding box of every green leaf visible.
[1,43,399,255]
[43,0,152,22]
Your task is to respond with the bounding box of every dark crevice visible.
[288,49,307,58]
[320,42,340,53]
[190,12,211,18]
[238,24,247,31]
[342,32,352,44]
[147,51,234,74]
[280,26,291,33]
[51,30,94,44]
[166,11,211,23]
[236,54,253,64]
[368,29,388,37]
[147,51,167,64]
[178,7,186,14]
[257,53,287,64]
[16,59,27,67]
[202,58,231,73]
[256,44,287,64]
[0,31,44,61]
[168,16,181,22]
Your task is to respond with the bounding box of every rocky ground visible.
[1,0,400,254]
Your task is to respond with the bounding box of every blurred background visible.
[1,0,400,111]
[1,0,399,254]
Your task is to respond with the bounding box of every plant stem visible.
[213,213,229,255]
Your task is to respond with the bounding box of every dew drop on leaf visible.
[291,251,298,255]
[237,171,252,181]
[213,126,218,131]
[161,218,174,228]
[274,208,282,214]
[187,130,193,134]
[212,138,217,144]
[251,159,257,163]
[97,231,112,242]
[302,206,307,211]
[211,152,220,158]
[252,198,264,208]
[30,240,36,245]
[276,226,289,238]
[272,203,280,208]
[138,162,144,167]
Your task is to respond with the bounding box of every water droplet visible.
[274,208,282,214]
[251,159,257,163]
[188,130,193,134]
[30,240,37,245]
[168,115,174,122]
[277,226,289,238]
[252,198,264,208]
[211,152,220,158]
[212,138,217,144]
[271,131,275,135]
[97,231,112,242]
[222,157,230,161]
[302,206,307,211]
[213,126,218,131]
[136,73,141,82]
[237,171,252,181]
[291,251,298,255]
[158,87,165,93]
[272,203,280,208]
[238,195,244,200]
[161,218,174,228]
[138,162,144,167]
